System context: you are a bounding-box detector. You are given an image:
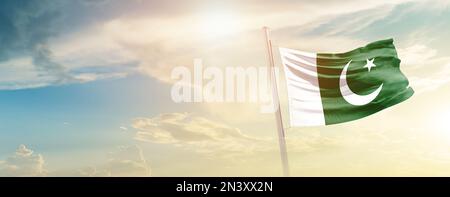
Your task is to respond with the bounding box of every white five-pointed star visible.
[364,58,376,72]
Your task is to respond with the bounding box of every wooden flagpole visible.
[262,27,290,177]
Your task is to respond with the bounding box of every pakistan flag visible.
[279,39,414,127]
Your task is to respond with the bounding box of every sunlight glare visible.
[197,11,240,38]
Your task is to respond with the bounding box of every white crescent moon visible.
[339,60,383,106]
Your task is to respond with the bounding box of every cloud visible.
[398,44,450,93]
[78,145,151,177]
[72,0,414,84]
[295,0,447,41]
[133,113,338,159]
[0,144,151,177]
[133,112,251,143]
[398,45,437,67]
[132,113,339,176]
[300,5,396,37]
[0,0,437,90]
[131,112,450,176]
[0,0,134,90]
[274,0,450,94]
[0,0,74,89]
[0,145,47,177]
[119,126,128,131]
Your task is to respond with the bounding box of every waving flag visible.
[279,39,414,127]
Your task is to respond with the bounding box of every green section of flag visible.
[316,39,414,125]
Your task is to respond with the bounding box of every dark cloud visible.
[0,0,140,88]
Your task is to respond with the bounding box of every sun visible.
[197,11,240,38]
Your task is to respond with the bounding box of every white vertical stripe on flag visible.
[279,48,326,127]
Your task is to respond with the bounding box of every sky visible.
[1,0,450,176]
